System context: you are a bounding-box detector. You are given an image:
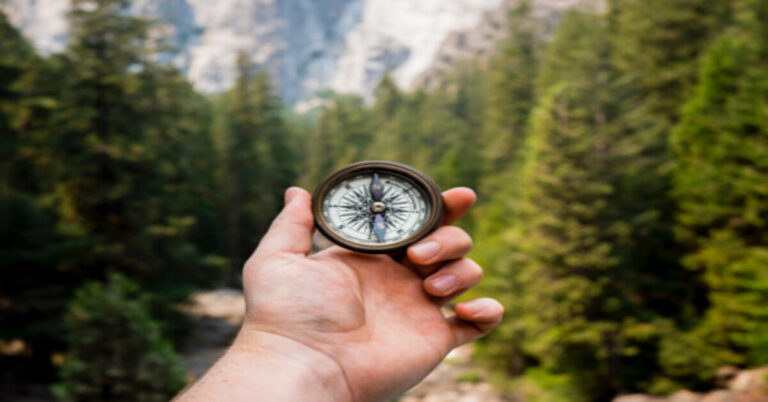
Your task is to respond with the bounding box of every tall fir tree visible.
[480,0,538,196]
[53,274,185,401]
[224,52,296,274]
[0,6,93,367]
[418,65,485,195]
[303,93,373,187]
[368,76,415,165]
[604,0,734,323]
[50,0,222,327]
[610,0,733,123]
[666,0,768,381]
[489,11,667,397]
[473,1,539,245]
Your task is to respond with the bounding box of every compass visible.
[311,161,444,253]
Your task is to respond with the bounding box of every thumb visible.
[253,187,314,257]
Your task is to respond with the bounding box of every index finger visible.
[441,187,476,225]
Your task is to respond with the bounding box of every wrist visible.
[177,324,353,402]
[235,325,354,401]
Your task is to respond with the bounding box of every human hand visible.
[178,187,503,402]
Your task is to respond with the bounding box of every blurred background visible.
[1,0,767,401]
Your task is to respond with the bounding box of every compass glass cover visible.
[321,171,431,246]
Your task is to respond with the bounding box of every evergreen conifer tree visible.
[224,52,296,273]
[50,0,222,328]
[667,0,768,378]
[480,0,538,194]
[303,93,373,186]
[0,9,85,364]
[53,274,185,401]
[501,12,657,397]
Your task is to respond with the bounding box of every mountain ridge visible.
[4,0,592,105]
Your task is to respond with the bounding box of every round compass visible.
[312,161,444,253]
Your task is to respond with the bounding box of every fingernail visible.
[410,241,440,261]
[429,274,458,295]
[284,187,297,204]
[460,299,486,316]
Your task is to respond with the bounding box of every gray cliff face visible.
[3,0,594,105]
[273,0,363,104]
[157,0,363,104]
[4,0,362,104]
[416,0,604,90]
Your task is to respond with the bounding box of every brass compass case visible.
[311,161,445,254]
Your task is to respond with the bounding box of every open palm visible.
[240,187,503,401]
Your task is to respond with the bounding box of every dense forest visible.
[1,0,767,400]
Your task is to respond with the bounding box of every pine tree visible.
[667,0,768,379]
[418,65,485,194]
[604,0,734,325]
[368,76,414,164]
[480,0,538,195]
[53,0,154,257]
[610,0,733,123]
[0,9,84,365]
[471,2,540,292]
[303,93,373,187]
[224,52,296,274]
[0,9,52,194]
[50,0,222,330]
[489,11,659,397]
[53,274,185,402]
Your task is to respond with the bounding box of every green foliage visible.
[302,93,374,187]
[669,2,768,378]
[473,1,754,398]
[658,327,723,385]
[1,0,225,387]
[52,274,185,402]
[510,14,631,398]
[604,0,733,323]
[610,0,733,121]
[222,52,297,273]
[514,367,586,402]
[49,0,224,297]
[455,371,481,383]
[0,193,84,352]
[481,0,538,191]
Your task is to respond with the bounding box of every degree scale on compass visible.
[312,161,444,253]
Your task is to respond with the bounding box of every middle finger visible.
[404,226,472,277]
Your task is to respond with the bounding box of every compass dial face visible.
[321,172,431,246]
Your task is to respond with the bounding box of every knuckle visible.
[439,226,473,251]
[465,259,484,279]
[485,298,505,316]
[450,258,483,280]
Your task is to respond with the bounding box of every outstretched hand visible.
[178,187,503,402]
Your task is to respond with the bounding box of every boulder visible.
[729,368,768,393]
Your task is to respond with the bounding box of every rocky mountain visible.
[415,0,603,90]
[3,0,593,105]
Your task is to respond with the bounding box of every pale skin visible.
[176,187,504,402]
